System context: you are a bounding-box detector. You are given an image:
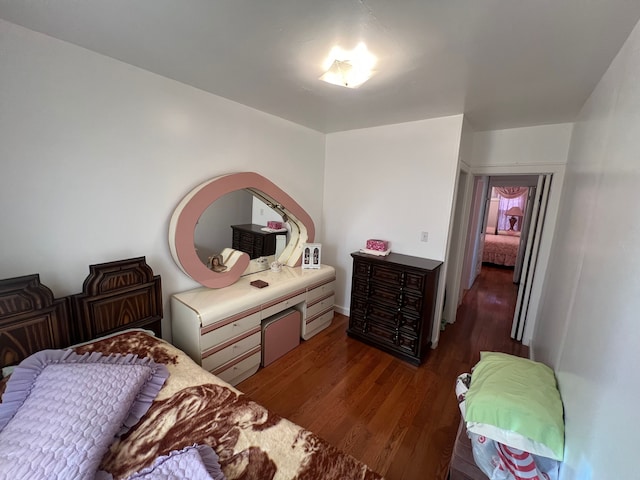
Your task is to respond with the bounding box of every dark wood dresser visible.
[231,224,278,259]
[347,251,442,365]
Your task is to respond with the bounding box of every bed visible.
[0,257,382,480]
[482,231,521,267]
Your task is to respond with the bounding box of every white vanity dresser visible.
[168,172,335,385]
[171,265,335,386]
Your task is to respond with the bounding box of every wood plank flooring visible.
[237,265,528,479]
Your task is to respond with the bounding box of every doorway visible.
[458,174,550,342]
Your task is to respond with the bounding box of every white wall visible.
[532,18,640,480]
[472,123,574,168]
[323,115,464,342]
[0,20,325,336]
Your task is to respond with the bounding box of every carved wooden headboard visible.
[0,257,162,370]
[70,257,162,344]
[0,275,71,369]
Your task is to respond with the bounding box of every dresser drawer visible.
[369,264,426,293]
[202,330,261,372]
[398,312,421,335]
[349,317,366,334]
[350,295,369,316]
[365,302,399,328]
[369,281,401,305]
[366,321,397,345]
[213,348,261,386]
[370,264,404,286]
[396,332,420,356]
[200,311,261,351]
[351,276,371,297]
[303,308,334,340]
[261,291,306,319]
[367,320,419,356]
[307,280,335,303]
[307,294,334,319]
[402,292,424,314]
[404,272,426,293]
[353,260,371,277]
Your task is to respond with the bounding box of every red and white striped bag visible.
[468,431,559,480]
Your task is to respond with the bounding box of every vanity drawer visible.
[261,291,306,319]
[200,311,261,351]
[201,330,261,372]
[302,309,334,340]
[307,280,335,303]
[307,294,335,319]
[213,348,261,386]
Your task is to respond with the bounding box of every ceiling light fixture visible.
[319,43,376,88]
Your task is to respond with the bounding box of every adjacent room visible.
[1,2,640,479]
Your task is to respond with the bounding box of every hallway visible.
[451,264,524,354]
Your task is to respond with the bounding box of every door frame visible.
[444,163,565,345]
[511,174,552,340]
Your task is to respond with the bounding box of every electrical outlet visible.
[421,231,429,242]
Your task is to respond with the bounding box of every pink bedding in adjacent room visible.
[482,232,521,267]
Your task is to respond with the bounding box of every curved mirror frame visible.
[169,172,315,288]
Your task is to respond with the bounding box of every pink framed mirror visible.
[169,172,315,288]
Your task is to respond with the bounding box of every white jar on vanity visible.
[171,265,335,386]
[168,172,335,386]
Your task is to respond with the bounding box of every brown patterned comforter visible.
[73,331,383,480]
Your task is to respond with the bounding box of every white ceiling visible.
[2,1,640,133]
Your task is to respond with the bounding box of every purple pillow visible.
[0,349,169,479]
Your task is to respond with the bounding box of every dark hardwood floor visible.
[237,265,528,479]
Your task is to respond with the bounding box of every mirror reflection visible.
[194,190,290,275]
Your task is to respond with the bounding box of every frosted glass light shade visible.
[319,43,376,88]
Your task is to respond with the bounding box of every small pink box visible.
[267,221,283,229]
[366,239,389,251]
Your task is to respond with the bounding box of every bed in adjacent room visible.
[0,257,382,480]
[482,230,521,267]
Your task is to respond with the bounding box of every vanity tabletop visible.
[231,223,277,235]
[172,265,335,326]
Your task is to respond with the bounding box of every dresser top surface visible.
[172,265,335,324]
[351,251,442,271]
[231,223,276,235]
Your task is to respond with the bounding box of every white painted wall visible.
[532,18,640,480]
[441,117,478,325]
[0,20,325,336]
[323,115,464,345]
[471,123,574,168]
